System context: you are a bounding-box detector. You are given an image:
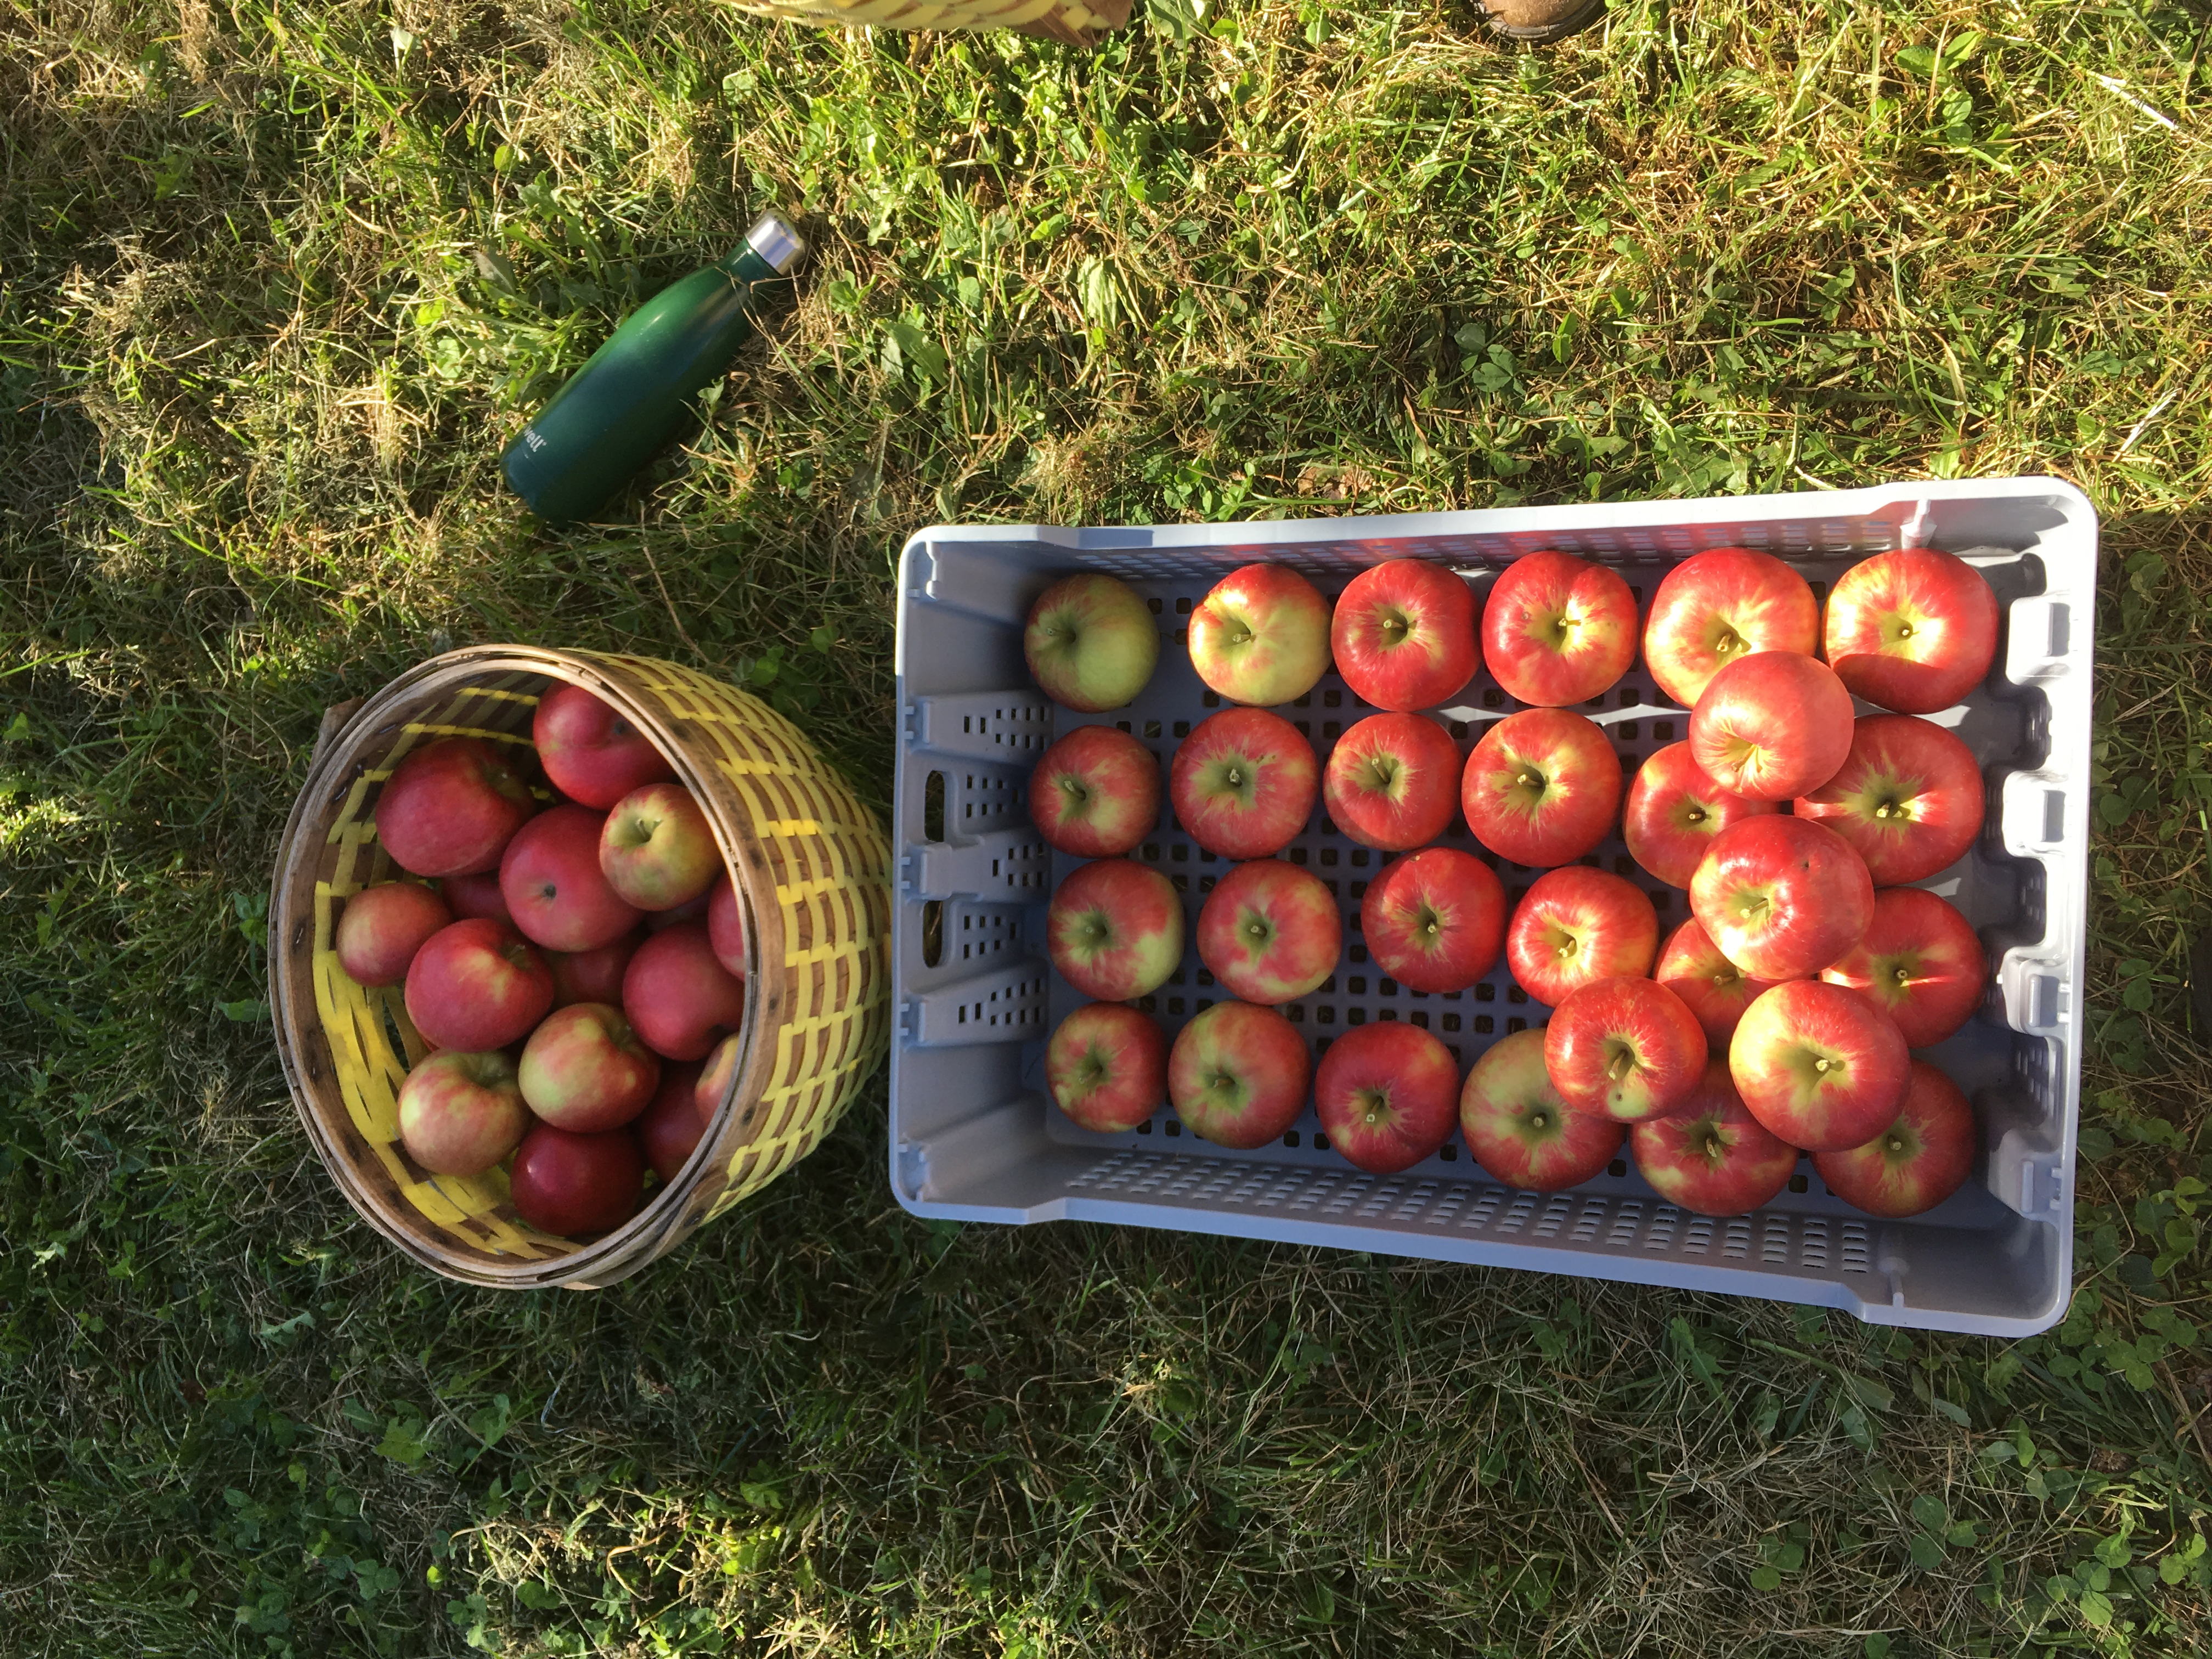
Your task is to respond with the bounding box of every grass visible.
[3,0,2211,1651]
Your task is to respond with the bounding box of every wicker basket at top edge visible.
[269,647,893,1291]
[732,0,1130,47]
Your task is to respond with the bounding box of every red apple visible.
[533,682,676,810]
[403,918,554,1052]
[1820,887,1987,1048]
[1197,859,1342,1005]
[1813,1060,1977,1217]
[1458,1027,1625,1191]
[1314,1020,1460,1174]
[1688,815,1874,980]
[1481,550,1638,708]
[1187,563,1333,707]
[1730,980,1910,1151]
[599,782,720,911]
[622,921,747,1061]
[1642,548,1820,708]
[1358,848,1506,993]
[1621,741,1777,889]
[1322,713,1461,851]
[442,869,514,927]
[509,1121,645,1236]
[1046,1002,1168,1132]
[500,804,642,953]
[1628,1059,1798,1217]
[1655,918,1779,1046]
[1023,572,1160,713]
[394,1048,529,1176]
[1169,708,1318,859]
[335,882,454,988]
[695,1031,741,1119]
[706,874,747,977]
[373,736,537,878]
[1504,867,1658,1007]
[1029,725,1163,858]
[1329,557,1479,712]
[636,1060,707,1183]
[1166,1000,1311,1149]
[1544,976,1708,1122]
[1689,651,1857,802]
[1793,714,1985,885]
[546,932,641,1008]
[645,885,713,933]
[1822,549,2000,715]
[1046,858,1184,1002]
[517,1001,662,1132]
[1460,708,1622,868]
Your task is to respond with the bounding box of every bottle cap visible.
[746,213,806,275]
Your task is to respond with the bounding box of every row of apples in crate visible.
[1021,546,2000,1220]
[331,688,751,1238]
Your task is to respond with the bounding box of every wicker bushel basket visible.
[269,647,893,1290]
[733,0,1130,47]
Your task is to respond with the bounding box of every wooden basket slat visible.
[270,647,891,1290]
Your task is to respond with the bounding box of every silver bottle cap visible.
[746,213,806,275]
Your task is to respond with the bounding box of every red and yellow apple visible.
[1187,564,1333,707]
[1023,572,1160,712]
[1822,549,2000,715]
[1820,887,1987,1048]
[1628,1059,1798,1217]
[1329,557,1479,712]
[395,1048,529,1176]
[1794,714,1985,885]
[374,735,537,878]
[1315,1020,1460,1174]
[1481,550,1638,708]
[1622,741,1776,889]
[1729,980,1910,1150]
[1460,708,1622,868]
[533,683,676,810]
[1322,713,1461,851]
[1642,548,1820,708]
[336,882,454,988]
[622,921,747,1060]
[599,782,720,911]
[1655,917,1778,1046]
[1689,650,1856,802]
[1167,1000,1311,1149]
[1046,1002,1168,1133]
[1046,858,1184,1002]
[1196,859,1342,1005]
[1504,867,1659,1006]
[1458,1026,1624,1191]
[404,917,555,1052]
[1029,725,1163,858]
[517,1001,662,1132]
[694,1031,740,1120]
[500,804,642,953]
[1688,815,1874,980]
[1169,708,1317,859]
[1358,848,1506,993]
[1813,1059,1977,1217]
[1544,975,1708,1122]
[509,1122,645,1236]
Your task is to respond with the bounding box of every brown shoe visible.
[1480,0,1606,43]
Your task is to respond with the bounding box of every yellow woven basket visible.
[269,646,893,1290]
[733,0,1130,47]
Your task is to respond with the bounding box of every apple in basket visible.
[1813,1060,1977,1218]
[1504,868,1658,1007]
[1328,557,1480,712]
[1046,1002,1169,1133]
[374,736,537,879]
[1544,975,1708,1123]
[1641,549,1820,708]
[636,1060,707,1183]
[623,921,747,1061]
[1030,725,1163,859]
[600,782,721,911]
[335,882,453,988]
[1655,917,1778,1046]
[1688,815,1874,981]
[1187,564,1334,708]
[1688,650,1856,802]
[1621,741,1776,890]
[1729,980,1909,1152]
[441,868,513,926]
[500,804,642,953]
[1358,848,1506,994]
[509,1121,645,1237]
[517,1002,662,1132]
[1820,887,1988,1048]
[1023,573,1160,713]
[546,932,641,1009]
[1794,714,1986,885]
[1460,708,1623,868]
[1167,1000,1311,1149]
[1314,1020,1461,1175]
[1822,549,2000,715]
[1170,708,1318,860]
[395,1049,529,1177]
[1628,1059,1798,1218]
[1322,713,1462,852]
[694,1031,741,1122]
[1481,550,1638,709]
[706,873,747,978]
[1046,858,1184,1003]
[533,683,677,810]
[1196,859,1342,1006]
[404,918,554,1052]
[1457,1026,1624,1192]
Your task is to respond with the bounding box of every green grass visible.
[3,0,2211,1652]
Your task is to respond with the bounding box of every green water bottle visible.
[501,212,806,524]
